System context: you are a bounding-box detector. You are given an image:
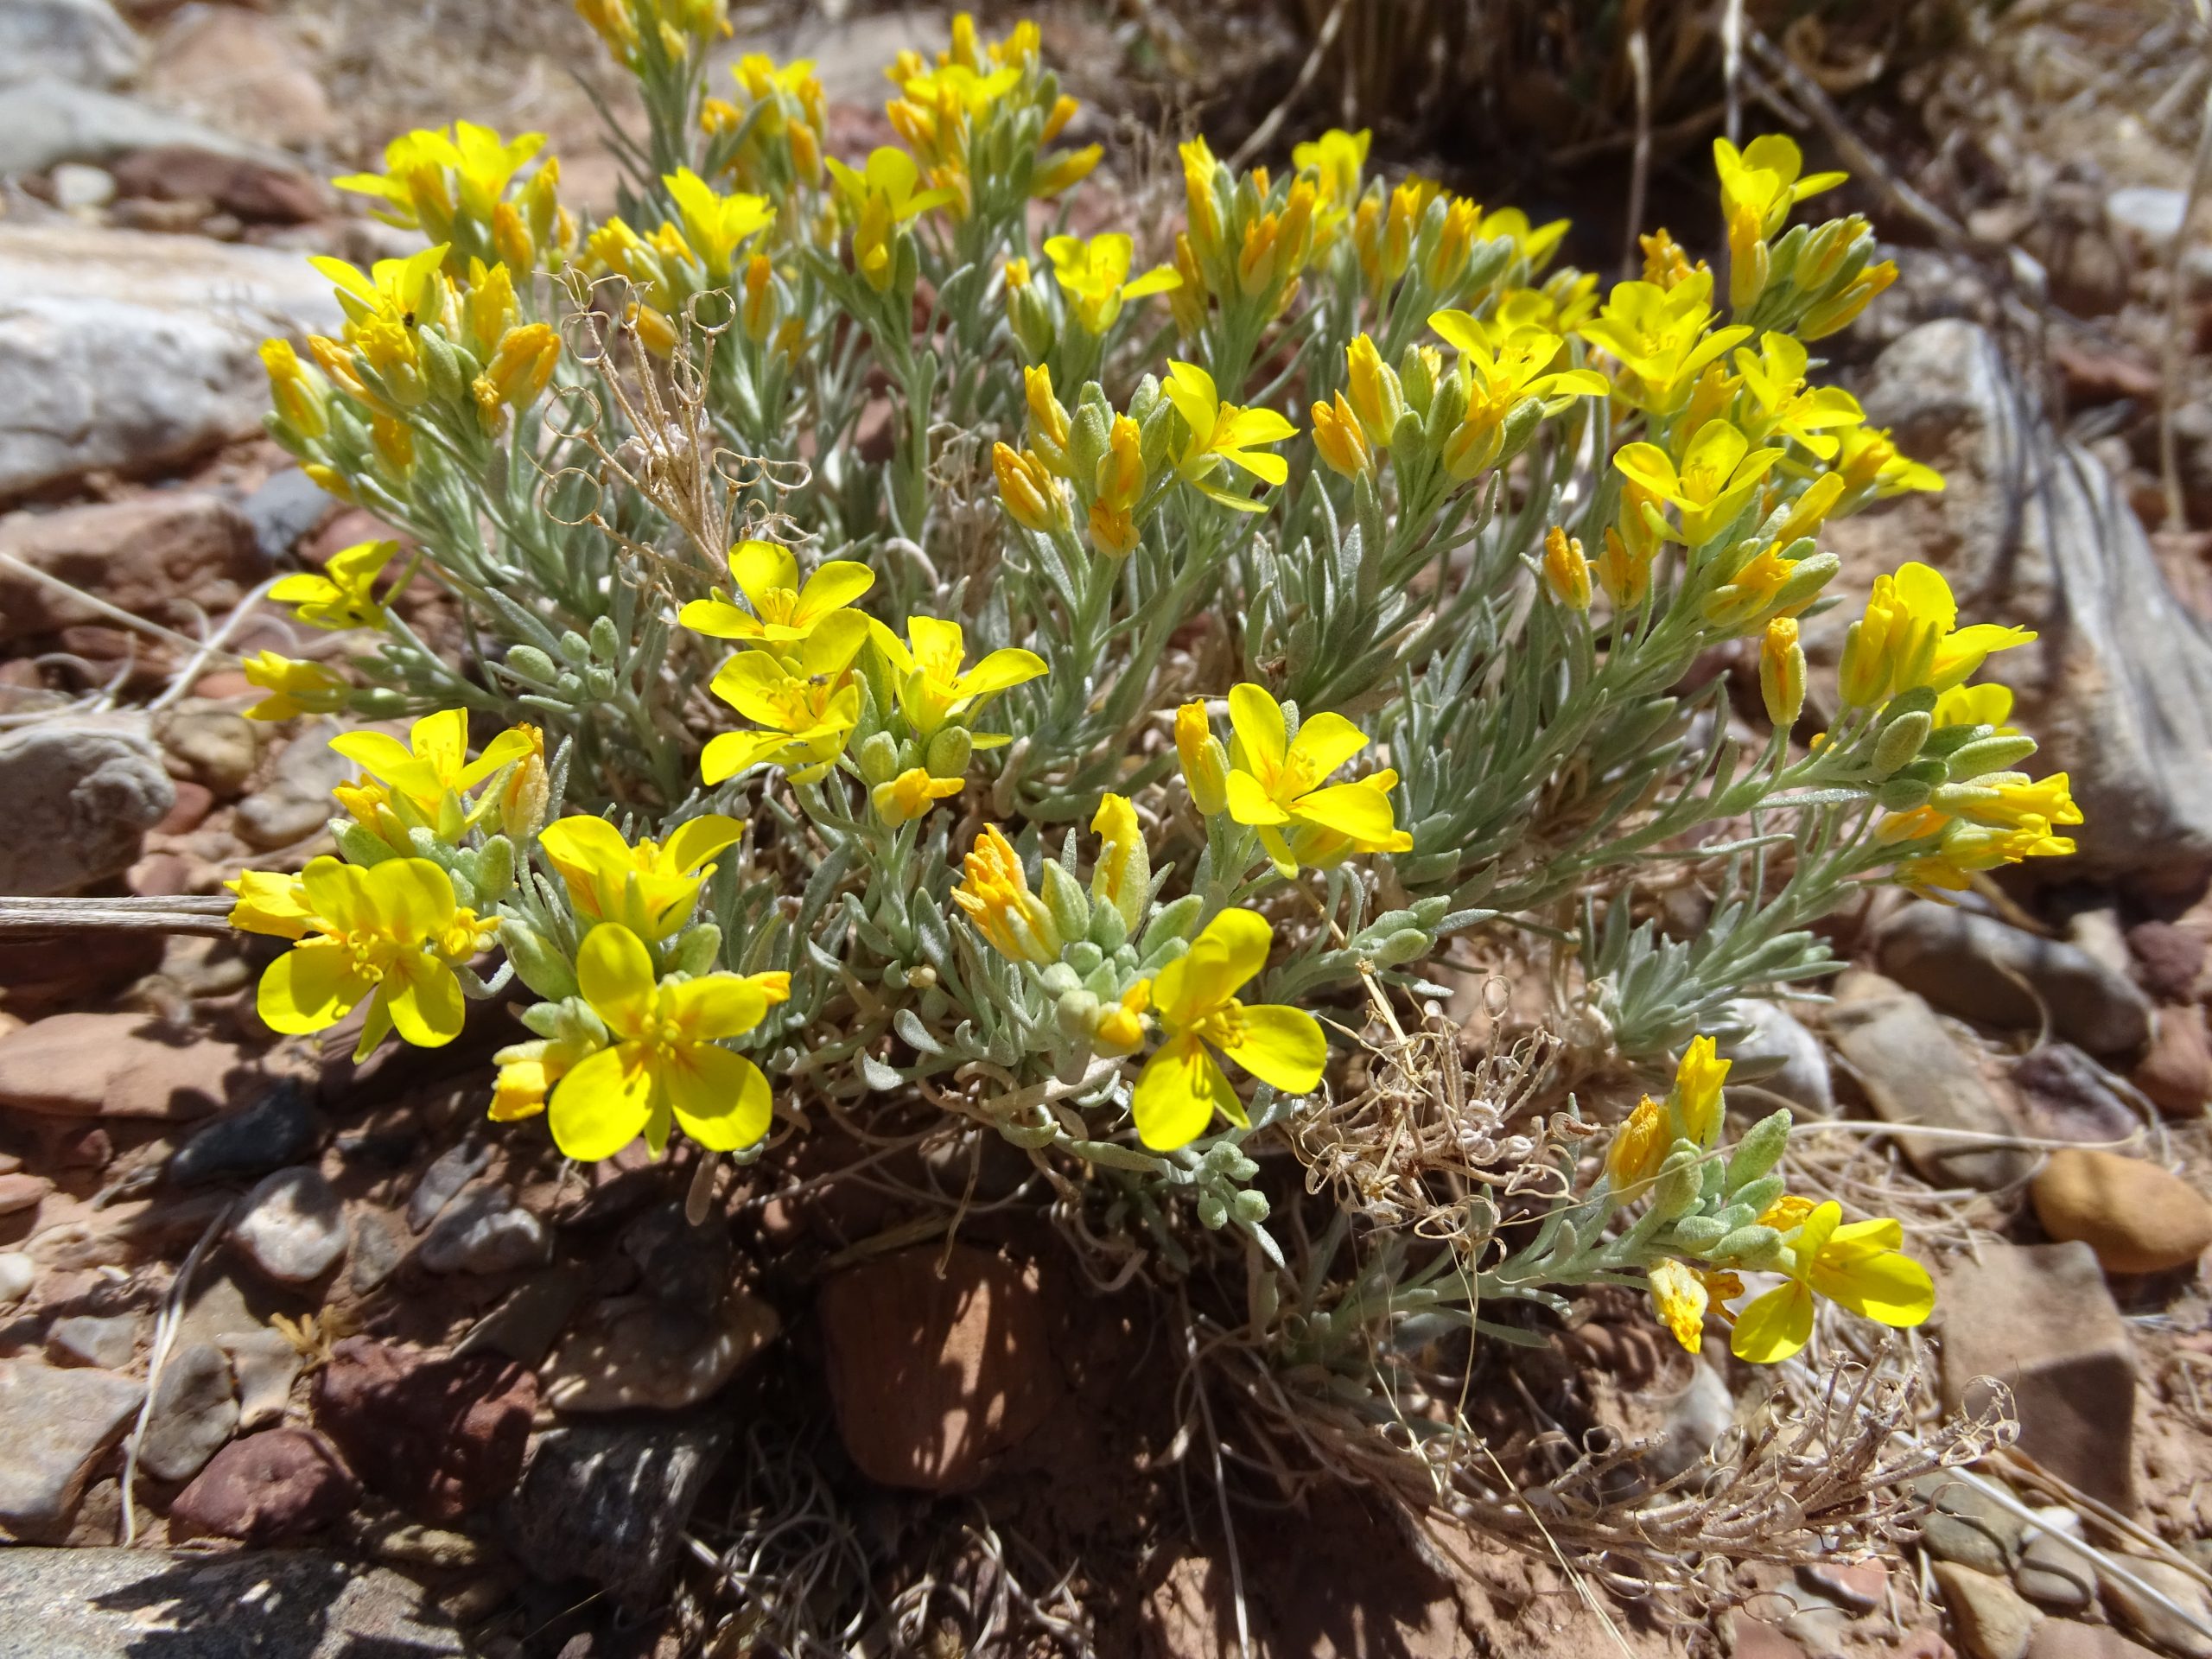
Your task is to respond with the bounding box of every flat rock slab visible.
[0,222,340,501]
[0,1012,257,1118]
[1827,981,2034,1190]
[0,1548,469,1656]
[0,1360,143,1535]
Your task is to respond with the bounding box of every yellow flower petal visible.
[1730,1280,1814,1363]
[664,1046,772,1150]
[550,1045,655,1161]
[1132,1033,1236,1150]
[1213,1002,1325,1095]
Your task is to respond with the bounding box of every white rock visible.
[0,222,340,500]
[231,1166,347,1286]
[0,0,143,91]
[0,1254,35,1307]
[50,162,115,211]
[2107,184,2189,252]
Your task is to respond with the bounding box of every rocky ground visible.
[7,0,2212,1656]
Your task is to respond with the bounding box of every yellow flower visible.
[1647,1259,1710,1354]
[1835,423,1944,498]
[1892,819,2077,896]
[241,652,350,721]
[1639,227,1705,289]
[1163,360,1298,513]
[537,813,745,942]
[1612,420,1785,546]
[1669,1034,1730,1147]
[953,823,1062,962]
[225,868,312,938]
[1176,700,1230,815]
[1701,543,1830,633]
[871,766,964,826]
[1542,526,1591,610]
[1089,414,1148,557]
[679,540,875,650]
[334,123,548,264]
[1595,524,1653,611]
[260,340,329,438]
[993,442,1070,533]
[825,147,957,290]
[476,322,561,420]
[1342,334,1404,445]
[1222,683,1405,876]
[663,167,772,283]
[1802,258,1898,340]
[1310,391,1371,478]
[1043,233,1180,335]
[1760,616,1806,728]
[702,626,866,786]
[1732,334,1864,459]
[271,540,397,632]
[312,244,451,339]
[1090,793,1150,933]
[1935,682,2016,732]
[867,615,1046,739]
[1714,135,1846,245]
[233,855,470,1059]
[548,923,785,1160]
[331,708,539,830]
[1837,563,2036,709]
[1577,270,1752,416]
[1731,1201,1935,1363]
[489,1031,599,1122]
[1606,1094,1669,1197]
[1427,313,1608,480]
[1945,772,2083,835]
[1281,769,1413,868]
[1130,909,1325,1150]
[1291,127,1369,237]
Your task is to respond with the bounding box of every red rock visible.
[127,852,193,897]
[0,1173,52,1217]
[1726,1612,1809,1659]
[0,931,163,1014]
[818,1243,1059,1492]
[154,780,215,836]
[2027,1619,2159,1658]
[1799,1558,1886,1612]
[143,7,334,148]
[312,1338,534,1522]
[0,1014,257,1119]
[51,1127,111,1171]
[2126,920,2206,1001]
[2135,1009,2212,1117]
[1937,1243,2137,1510]
[109,146,327,226]
[0,494,264,645]
[170,1427,359,1542]
[192,671,253,701]
[2053,343,2162,407]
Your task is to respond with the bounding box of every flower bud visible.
[1711,1223,1783,1270]
[923,724,973,779]
[1945,733,2039,783]
[993,442,1068,534]
[673,923,723,976]
[1724,1109,1792,1194]
[1872,709,1933,779]
[499,920,578,1001]
[1541,526,1591,610]
[1174,701,1229,815]
[856,730,900,786]
[1759,616,1805,729]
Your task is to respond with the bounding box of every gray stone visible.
[235,720,353,850]
[0,1255,35,1307]
[1937,1243,2136,1510]
[241,467,339,563]
[0,81,275,175]
[168,1079,318,1187]
[1936,1560,2041,1659]
[1719,998,1834,1116]
[501,1417,729,1605]
[2018,1528,2096,1612]
[457,1266,590,1368]
[1643,1360,1734,1485]
[0,715,173,896]
[0,1548,467,1656]
[1916,1471,2026,1575]
[2100,1558,2212,1659]
[0,0,143,90]
[407,1135,493,1233]
[219,1327,302,1432]
[1827,979,2034,1189]
[1833,321,2212,889]
[156,703,257,795]
[1878,903,2152,1056]
[348,1208,406,1293]
[2027,1623,2161,1659]
[138,1341,237,1483]
[0,221,340,500]
[47,1313,139,1370]
[419,1187,549,1275]
[231,1166,346,1286]
[0,1359,143,1532]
